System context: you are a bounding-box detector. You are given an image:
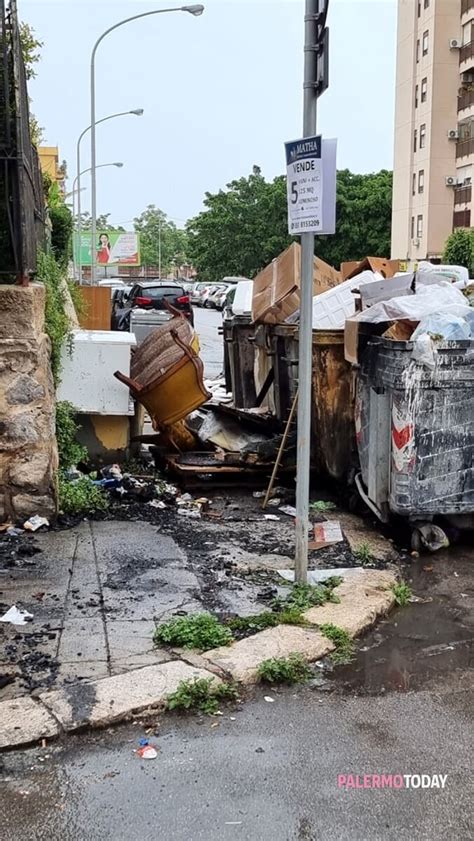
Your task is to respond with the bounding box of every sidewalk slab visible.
[203,626,335,684]
[303,569,396,636]
[39,661,219,730]
[0,697,59,749]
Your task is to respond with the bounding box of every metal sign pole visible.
[295,0,321,583]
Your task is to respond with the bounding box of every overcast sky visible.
[23,0,397,229]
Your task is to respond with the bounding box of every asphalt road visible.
[194,305,224,379]
[0,678,472,841]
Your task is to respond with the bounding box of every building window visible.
[415,84,419,108]
[418,170,424,193]
[421,77,427,103]
[416,39,420,63]
[412,173,416,195]
[411,216,415,239]
[417,0,421,17]
[424,0,429,8]
[420,123,426,148]
[417,214,423,238]
[414,129,417,152]
[422,30,429,56]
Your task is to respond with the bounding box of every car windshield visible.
[138,286,184,300]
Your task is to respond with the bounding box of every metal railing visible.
[453,209,471,228]
[458,88,474,111]
[460,40,474,65]
[454,185,472,204]
[456,136,474,157]
[0,0,45,283]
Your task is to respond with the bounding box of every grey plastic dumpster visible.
[355,336,474,541]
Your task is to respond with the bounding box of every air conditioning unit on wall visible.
[448,129,459,140]
[450,38,461,49]
[445,176,456,186]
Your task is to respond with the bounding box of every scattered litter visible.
[225,822,243,825]
[211,722,220,729]
[6,527,23,537]
[177,508,201,520]
[279,505,297,518]
[137,745,158,760]
[0,605,34,626]
[415,524,449,553]
[264,696,275,703]
[453,571,459,578]
[229,717,236,721]
[263,514,280,521]
[253,491,265,499]
[278,568,356,584]
[147,499,167,510]
[267,498,281,507]
[0,522,13,533]
[311,521,344,549]
[23,515,49,532]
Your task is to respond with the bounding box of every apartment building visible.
[391,0,474,262]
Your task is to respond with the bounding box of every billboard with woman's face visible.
[74,231,140,266]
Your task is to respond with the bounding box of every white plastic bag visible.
[411,313,471,342]
[417,261,469,286]
[412,333,437,369]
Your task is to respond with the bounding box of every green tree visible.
[43,173,73,267]
[79,212,124,232]
[19,21,44,145]
[443,228,474,273]
[134,205,188,273]
[187,166,291,282]
[186,167,393,281]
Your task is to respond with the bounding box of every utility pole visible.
[295,0,329,582]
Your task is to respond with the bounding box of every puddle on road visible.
[326,548,474,695]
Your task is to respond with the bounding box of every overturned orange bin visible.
[114,316,210,429]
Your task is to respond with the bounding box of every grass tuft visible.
[257,653,312,684]
[154,613,233,651]
[354,542,375,566]
[319,623,355,665]
[392,582,412,607]
[166,677,238,715]
[309,500,337,514]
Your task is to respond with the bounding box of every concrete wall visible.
[0,285,58,522]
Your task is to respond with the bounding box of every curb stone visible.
[0,696,60,750]
[1,569,398,748]
[38,661,221,732]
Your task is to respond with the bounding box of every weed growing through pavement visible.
[154,613,233,651]
[58,475,109,516]
[257,653,312,685]
[354,542,375,566]
[166,677,239,715]
[319,623,355,665]
[309,500,337,514]
[271,579,342,612]
[392,582,413,606]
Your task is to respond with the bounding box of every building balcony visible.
[456,136,474,158]
[460,41,474,71]
[453,208,471,228]
[458,88,474,113]
[454,184,472,204]
[461,0,474,17]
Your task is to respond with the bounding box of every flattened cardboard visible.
[252,242,340,324]
[346,256,400,281]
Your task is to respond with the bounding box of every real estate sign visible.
[74,231,141,266]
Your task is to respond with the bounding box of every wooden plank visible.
[78,287,112,331]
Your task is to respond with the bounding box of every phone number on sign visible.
[290,219,320,230]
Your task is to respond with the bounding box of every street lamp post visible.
[76,109,143,281]
[90,4,204,284]
[71,162,124,284]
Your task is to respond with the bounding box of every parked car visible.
[190,283,209,306]
[116,281,194,330]
[204,284,228,309]
[111,285,133,330]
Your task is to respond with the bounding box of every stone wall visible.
[0,285,58,521]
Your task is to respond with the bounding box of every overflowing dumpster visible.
[355,336,473,539]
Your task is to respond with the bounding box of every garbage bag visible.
[411,313,471,342]
[354,281,471,324]
[417,261,469,286]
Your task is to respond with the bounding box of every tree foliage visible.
[79,212,124,232]
[134,204,188,272]
[19,22,44,145]
[187,166,290,282]
[443,229,474,273]
[187,167,393,280]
